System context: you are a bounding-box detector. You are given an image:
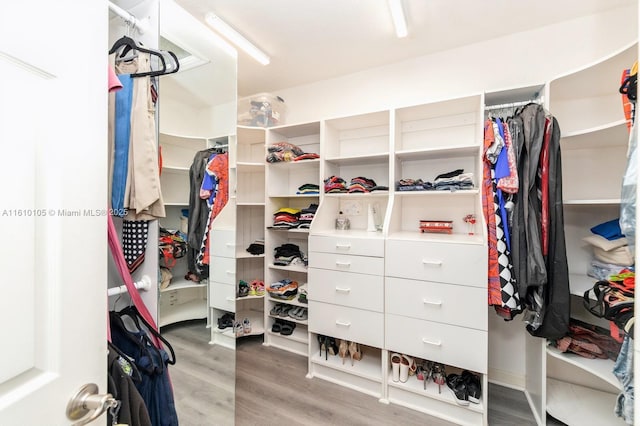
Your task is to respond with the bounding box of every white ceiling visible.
[173,0,634,97]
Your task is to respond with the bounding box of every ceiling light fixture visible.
[388,0,408,38]
[204,12,270,65]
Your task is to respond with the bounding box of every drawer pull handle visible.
[422,259,443,266]
[422,299,442,306]
[335,261,351,267]
[335,243,352,249]
[335,287,351,293]
[225,270,235,275]
[335,320,351,327]
[225,297,235,302]
[422,338,442,346]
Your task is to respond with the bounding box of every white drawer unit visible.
[385,277,487,331]
[209,255,237,285]
[385,239,485,286]
[309,235,384,257]
[209,281,236,312]
[308,301,384,348]
[386,314,488,374]
[309,251,384,275]
[210,229,237,258]
[308,268,384,312]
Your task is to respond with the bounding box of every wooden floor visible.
[162,320,565,425]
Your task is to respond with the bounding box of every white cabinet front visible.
[309,251,384,276]
[385,277,487,331]
[209,282,236,312]
[309,235,385,257]
[308,268,383,312]
[308,301,384,348]
[386,239,485,286]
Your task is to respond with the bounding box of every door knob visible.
[66,383,118,425]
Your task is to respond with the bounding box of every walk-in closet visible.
[0,1,637,425]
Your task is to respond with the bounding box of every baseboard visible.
[488,368,525,390]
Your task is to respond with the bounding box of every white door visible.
[0,1,109,425]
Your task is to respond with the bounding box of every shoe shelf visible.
[308,340,383,398]
[268,314,308,327]
[387,381,485,426]
[236,294,265,301]
[209,325,236,350]
[235,308,265,338]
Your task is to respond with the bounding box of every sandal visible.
[280,321,296,336]
[400,355,412,383]
[271,319,283,333]
[461,370,481,404]
[446,373,469,406]
[269,304,282,316]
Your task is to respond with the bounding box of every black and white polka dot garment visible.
[123,220,148,273]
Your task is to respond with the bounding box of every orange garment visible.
[482,120,502,306]
[201,153,229,265]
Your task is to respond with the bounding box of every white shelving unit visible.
[209,126,267,348]
[158,132,209,328]
[263,121,320,356]
[537,41,637,426]
[383,95,488,425]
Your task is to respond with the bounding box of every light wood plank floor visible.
[162,320,566,425]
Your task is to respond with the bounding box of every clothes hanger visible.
[108,341,143,384]
[109,310,160,375]
[109,35,180,78]
[117,305,176,365]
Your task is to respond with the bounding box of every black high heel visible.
[317,334,327,358]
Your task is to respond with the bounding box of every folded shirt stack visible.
[584,219,633,278]
[272,207,301,229]
[296,183,320,195]
[433,169,474,191]
[324,176,348,193]
[298,203,318,229]
[245,238,265,255]
[396,178,434,191]
[273,243,307,266]
[266,142,319,163]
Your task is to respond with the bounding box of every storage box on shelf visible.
[238,93,286,128]
[158,133,210,328]
[541,42,637,426]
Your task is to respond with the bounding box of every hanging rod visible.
[108,275,152,297]
[485,98,544,111]
[108,1,148,34]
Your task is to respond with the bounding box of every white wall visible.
[277,4,637,125]
[270,3,638,388]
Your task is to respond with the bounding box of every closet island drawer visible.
[385,240,485,286]
[309,252,384,275]
[308,268,383,312]
[308,301,383,348]
[209,256,236,285]
[309,235,384,257]
[209,282,236,312]
[385,277,487,330]
[210,229,237,258]
[386,314,487,373]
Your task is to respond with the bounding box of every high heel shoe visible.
[317,335,327,359]
[338,339,349,364]
[328,337,339,357]
[348,341,362,366]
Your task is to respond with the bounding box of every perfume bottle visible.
[335,211,350,230]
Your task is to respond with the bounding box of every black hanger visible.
[109,35,180,78]
[108,341,143,384]
[620,74,637,101]
[117,305,176,365]
[109,311,159,375]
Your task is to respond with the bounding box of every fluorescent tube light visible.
[204,12,270,65]
[388,0,408,38]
